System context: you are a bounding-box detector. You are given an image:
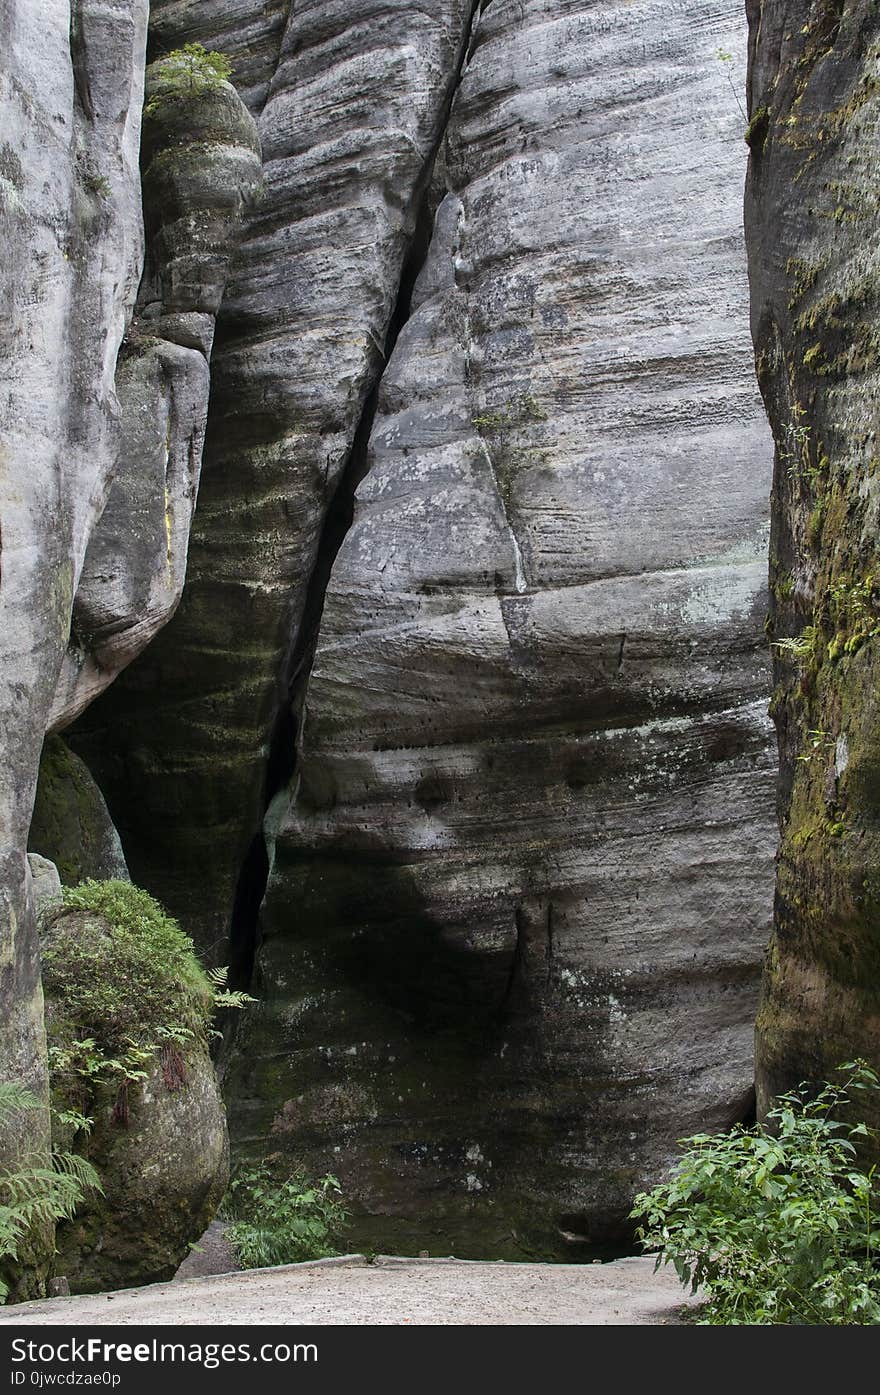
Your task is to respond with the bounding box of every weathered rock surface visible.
[72,0,478,955]
[1,5,254,1296]
[745,1,880,1117]
[29,738,129,888]
[26,858,63,921]
[0,0,149,1292]
[1,0,781,1279]
[147,0,288,115]
[49,65,261,730]
[226,1,777,1256]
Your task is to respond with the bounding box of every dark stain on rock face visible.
[272,838,515,1040]
[0,143,23,189]
[414,772,455,811]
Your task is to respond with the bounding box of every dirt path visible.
[2,1255,696,1326]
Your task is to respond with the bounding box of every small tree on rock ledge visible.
[145,43,234,114]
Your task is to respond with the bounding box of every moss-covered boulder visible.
[40,881,229,1294]
[29,737,129,888]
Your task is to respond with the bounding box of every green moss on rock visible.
[40,882,229,1293]
[42,879,213,1094]
[29,737,129,887]
[749,2,880,1127]
[745,105,770,150]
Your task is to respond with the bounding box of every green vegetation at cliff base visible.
[632,1061,880,1324]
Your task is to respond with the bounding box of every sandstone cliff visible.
[70,0,776,1256]
[2,0,779,1276]
[226,0,777,1256]
[0,1,256,1292]
[746,0,880,1116]
[72,0,478,957]
[0,5,150,1289]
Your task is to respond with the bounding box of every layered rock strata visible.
[0,3,149,1293]
[50,62,261,729]
[1,3,254,1293]
[745,0,880,1117]
[0,0,781,1268]
[72,0,478,956]
[227,2,777,1255]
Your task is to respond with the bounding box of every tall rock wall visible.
[0,2,149,1270]
[0,1,255,1294]
[745,0,880,1115]
[1,0,779,1269]
[222,1,776,1256]
[48,61,261,730]
[72,0,479,958]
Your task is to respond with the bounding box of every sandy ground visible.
[1,1254,697,1326]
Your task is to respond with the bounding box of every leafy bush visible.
[42,880,253,1114]
[631,1061,880,1324]
[221,1161,349,1270]
[146,43,233,114]
[0,1083,101,1304]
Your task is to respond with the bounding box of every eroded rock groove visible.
[223,0,485,1011]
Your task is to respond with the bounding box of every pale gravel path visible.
[1,1255,696,1326]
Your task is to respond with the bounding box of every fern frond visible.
[0,1202,29,1255]
[2,1168,81,1207]
[0,1169,62,1203]
[213,990,257,1009]
[51,1149,103,1194]
[52,1108,94,1136]
[0,1084,41,1116]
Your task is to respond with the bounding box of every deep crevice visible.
[500,906,527,1013]
[222,0,484,1006]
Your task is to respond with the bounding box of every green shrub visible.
[221,1161,349,1270]
[631,1061,880,1324]
[0,1084,101,1304]
[42,880,252,1115]
[146,43,233,114]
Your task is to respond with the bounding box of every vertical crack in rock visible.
[474,435,530,595]
[500,905,526,1011]
[545,902,554,984]
[71,0,483,961]
[224,0,484,1000]
[227,0,777,1259]
[70,4,95,120]
[459,185,534,598]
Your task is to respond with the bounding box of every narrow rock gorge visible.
[72,0,479,958]
[68,0,776,1258]
[224,2,777,1256]
[9,0,879,1296]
